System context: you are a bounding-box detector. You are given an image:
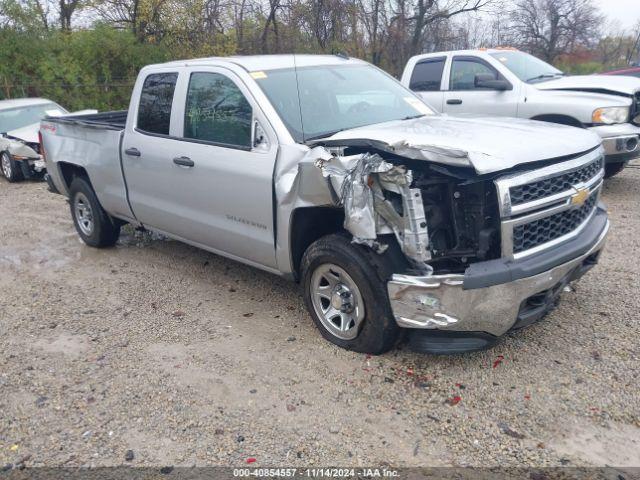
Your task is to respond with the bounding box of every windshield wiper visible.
[305,128,348,142]
[400,114,426,121]
[526,72,565,82]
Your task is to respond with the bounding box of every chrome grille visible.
[512,193,598,253]
[509,156,603,206]
[495,149,605,259]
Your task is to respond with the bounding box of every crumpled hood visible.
[535,75,640,96]
[316,115,601,175]
[7,122,39,143]
[6,109,97,144]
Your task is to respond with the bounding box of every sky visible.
[595,0,640,30]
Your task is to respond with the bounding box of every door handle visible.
[124,147,141,157]
[447,99,463,105]
[173,156,195,167]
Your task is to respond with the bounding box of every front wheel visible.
[301,234,400,354]
[69,176,120,247]
[604,161,626,179]
[1,152,24,182]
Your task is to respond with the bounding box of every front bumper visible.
[12,154,45,178]
[589,123,640,163]
[387,206,609,339]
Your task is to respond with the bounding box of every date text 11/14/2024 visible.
[233,468,400,478]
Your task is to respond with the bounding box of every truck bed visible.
[41,110,135,222]
[45,110,128,130]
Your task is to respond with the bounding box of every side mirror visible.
[474,73,511,91]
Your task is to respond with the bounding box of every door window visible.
[409,58,446,91]
[137,73,178,135]
[184,72,252,148]
[450,58,500,91]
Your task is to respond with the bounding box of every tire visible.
[69,176,120,247]
[1,151,24,182]
[604,161,625,179]
[301,233,401,354]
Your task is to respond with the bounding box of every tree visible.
[509,0,603,63]
[59,0,81,29]
[0,0,51,30]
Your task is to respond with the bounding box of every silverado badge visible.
[571,188,589,207]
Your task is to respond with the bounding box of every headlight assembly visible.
[592,107,629,125]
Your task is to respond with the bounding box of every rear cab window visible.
[409,57,446,91]
[137,72,179,135]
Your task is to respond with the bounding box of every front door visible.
[443,56,519,117]
[122,68,279,269]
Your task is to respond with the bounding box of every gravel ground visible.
[0,165,639,469]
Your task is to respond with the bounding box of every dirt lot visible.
[1,165,639,469]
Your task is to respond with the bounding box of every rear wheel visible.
[69,176,120,247]
[301,233,400,354]
[1,152,23,182]
[604,161,625,178]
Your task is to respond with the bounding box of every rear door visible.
[122,67,279,269]
[407,56,447,112]
[443,55,519,116]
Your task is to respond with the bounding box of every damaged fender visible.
[316,151,432,273]
[273,144,433,275]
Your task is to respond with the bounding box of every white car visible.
[401,49,640,178]
[0,98,95,183]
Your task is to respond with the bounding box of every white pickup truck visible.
[41,54,609,355]
[401,49,640,178]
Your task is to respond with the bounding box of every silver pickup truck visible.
[401,49,640,178]
[40,54,609,354]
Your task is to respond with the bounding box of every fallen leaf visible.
[445,395,462,406]
[492,355,504,368]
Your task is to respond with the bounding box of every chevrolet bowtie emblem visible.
[571,188,589,206]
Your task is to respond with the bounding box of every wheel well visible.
[58,162,90,191]
[290,206,345,280]
[531,114,583,128]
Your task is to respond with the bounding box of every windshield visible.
[490,51,563,83]
[254,64,434,142]
[0,102,66,133]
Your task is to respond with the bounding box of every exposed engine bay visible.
[314,146,502,275]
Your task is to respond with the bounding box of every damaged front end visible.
[0,136,45,177]
[313,145,503,331]
[301,135,610,353]
[314,147,502,274]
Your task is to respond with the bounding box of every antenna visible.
[292,54,306,141]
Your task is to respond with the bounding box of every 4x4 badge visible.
[571,188,589,207]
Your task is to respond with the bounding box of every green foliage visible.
[557,61,604,75]
[0,26,171,110]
